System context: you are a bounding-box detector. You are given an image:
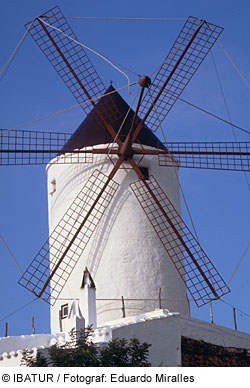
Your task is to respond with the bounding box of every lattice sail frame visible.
[138,16,223,132]
[158,142,250,172]
[26,5,121,129]
[18,170,119,304]
[0,129,94,165]
[130,176,230,307]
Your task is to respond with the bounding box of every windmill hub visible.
[138,75,151,88]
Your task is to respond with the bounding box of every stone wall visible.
[181,336,250,366]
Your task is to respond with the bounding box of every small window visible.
[61,304,68,319]
[139,167,149,180]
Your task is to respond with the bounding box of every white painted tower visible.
[46,86,188,333]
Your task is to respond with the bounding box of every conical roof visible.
[62,85,165,150]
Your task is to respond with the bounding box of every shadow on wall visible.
[49,154,111,219]
[86,183,131,277]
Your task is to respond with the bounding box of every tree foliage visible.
[21,327,151,367]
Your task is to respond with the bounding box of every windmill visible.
[2,6,249,329]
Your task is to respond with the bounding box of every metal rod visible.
[163,151,250,156]
[2,147,249,157]
[5,322,8,337]
[185,293,190,317]
[143,179,219,299]
[233,307,237,331]
[119,86,146,157]
[128,157,147,180]
[59,310,62,333]
[158,288,162,309]
[209,302,214,324]
[130,86,145,133]
[0,234,23,274]
[96,297,208,301]
[121,296,125,318]
[32,316,35,335]
[48,297,213,301]
[0,148,116,154]
[37,18,122,148]
[133,147,250,157]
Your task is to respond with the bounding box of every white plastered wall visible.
[109,312,250,367]
[1,311,250,366]
[47,145,188,333]
[0,333,65,367]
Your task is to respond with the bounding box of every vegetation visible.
[21,327,151,367]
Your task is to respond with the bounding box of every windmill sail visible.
[130,176,230,307]
[137,17,223,133]
[25,6,121,130]
[0,129,93,165]
[158,142,250,172]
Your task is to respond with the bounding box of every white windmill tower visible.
[46,82,188,332]
[14,6,246,335]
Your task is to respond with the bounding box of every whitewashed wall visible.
[1,311,250,367]
[47,145,188,333]
[0,333,65,367]
[109,312,250,367]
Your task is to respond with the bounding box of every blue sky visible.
[0,0,250,337]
